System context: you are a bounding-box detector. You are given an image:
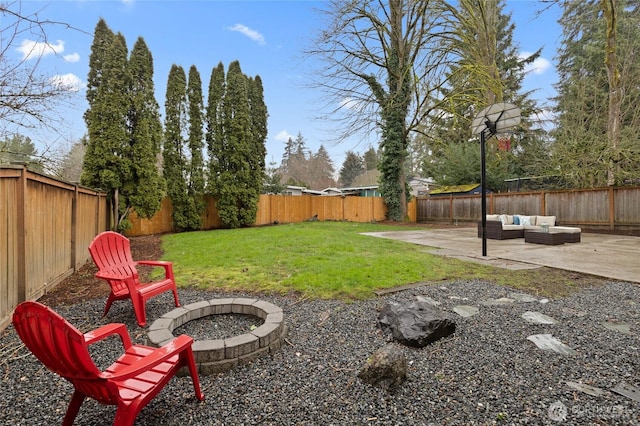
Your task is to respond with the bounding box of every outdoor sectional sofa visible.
[477,214,559,240]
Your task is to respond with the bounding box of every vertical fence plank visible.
[416,186,640,230]
[0,166,109,331]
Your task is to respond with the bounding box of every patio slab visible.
[363,227,640,283]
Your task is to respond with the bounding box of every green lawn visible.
[160,221,597,300]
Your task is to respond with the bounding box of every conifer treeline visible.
[82,19,267,231]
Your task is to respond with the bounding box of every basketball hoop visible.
[496,133,511,151]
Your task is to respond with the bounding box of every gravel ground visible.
[1,279,639,425]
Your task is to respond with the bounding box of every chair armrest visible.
[136,260,172,269]
[136,260,174,280]
[84,323,133,349]
[101,334,194,380]
[95,270,129,281]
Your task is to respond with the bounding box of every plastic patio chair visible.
[12,301,204,426]
[88,231,180,327]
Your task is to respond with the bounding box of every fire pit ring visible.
[147,298,287,375]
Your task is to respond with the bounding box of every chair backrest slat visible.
[89,231,140,292]
[13,302,102,379]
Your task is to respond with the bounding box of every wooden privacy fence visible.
[416,186,640,231]
[126,194,392,236]
[0,166,109,330]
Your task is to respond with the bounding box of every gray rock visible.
[526,334,576,355]
[521,311,557,324]
[453,305,479,318]
[357,345,407,392]
[601,320,632,335]
[480,297,515,306]
[378,301,456,347]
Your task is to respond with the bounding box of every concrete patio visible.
[364,226,640,283]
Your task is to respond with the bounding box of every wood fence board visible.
[0,166,108,331]
[417,186,640,229]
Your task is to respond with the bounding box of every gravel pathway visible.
[1,280,639,425]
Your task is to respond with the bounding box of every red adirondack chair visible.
[89,231,180,327]
[12,301,204,426]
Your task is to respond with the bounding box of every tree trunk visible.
[602,0,622,186]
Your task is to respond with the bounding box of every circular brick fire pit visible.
[147,298,287,375]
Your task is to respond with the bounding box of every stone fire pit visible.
[147,298,287,375]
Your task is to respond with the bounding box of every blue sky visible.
[16,0,560,169]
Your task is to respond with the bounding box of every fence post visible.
[609,186,615,230]
[16,166,27,302]
[71,185,78,271]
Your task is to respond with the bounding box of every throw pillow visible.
[520,215,531,226]
[499,214,508,225]
[514,215,520,225]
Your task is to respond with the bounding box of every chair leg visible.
[131,296,147,327]
[113,403,139,426]
[62,390,85,426]
[183,346,205,401]
[104,294,116,317]
[171,287,180,307]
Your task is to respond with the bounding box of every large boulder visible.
[378,301,456,347]
[357,345,407,392]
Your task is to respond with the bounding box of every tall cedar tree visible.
[248,75,268,191]
[126,37,165,220]
[83,20,164,231]
[163,64,194,231]
[205,62,225,195]
[208,61,267,228]
[82,28,132,230]
[186,65,206,228]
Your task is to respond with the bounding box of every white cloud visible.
[50,73,83,92]
[520,51,551,75]
[63,53,80,63]
[339,97,368,112]
[17,39,64,60]
[275,130,293,141]
[227,24,266,45]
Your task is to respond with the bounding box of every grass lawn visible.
[160,221,600,300]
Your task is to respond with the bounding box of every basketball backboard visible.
[470,102,521,135]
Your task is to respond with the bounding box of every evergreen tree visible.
[279,136,296,176]
[339,151,365,186]
[185,65,206,229]
[363,147,378,170]
[211,61,266,228]
[126,37,165,221]
[82,20,164,231]
[247,75,268,195]
[205,62,225,195]
[308,145,336,189]
[82,28,132,231]
[552,0,640,187]
[0,134,43,173]
[85,19,113,108]
[264,159,285,194]
[163,64,192,231]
